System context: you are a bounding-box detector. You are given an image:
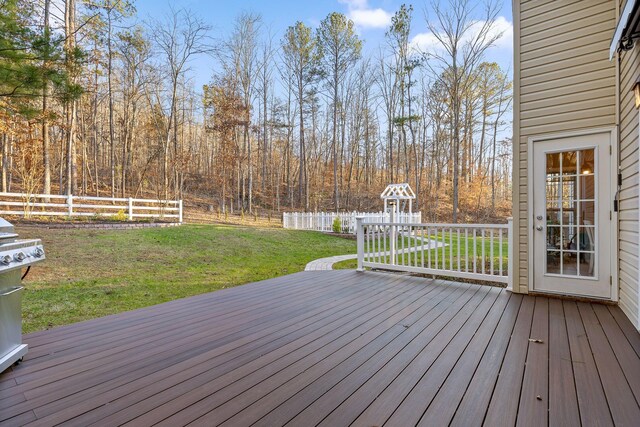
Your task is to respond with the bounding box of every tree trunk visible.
[107,7,116,198]
[42,0,51,196]
[332,73,338,211]
[298,81,305,209]
[1,134,8,192]
[65,0,77,196]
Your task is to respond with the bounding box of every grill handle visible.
[0,286,24,297]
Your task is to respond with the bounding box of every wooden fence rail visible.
[282,211,422,234]
[0,192,183,222]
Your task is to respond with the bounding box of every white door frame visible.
[527,127,618,301]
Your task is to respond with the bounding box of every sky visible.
[133,0,514,92]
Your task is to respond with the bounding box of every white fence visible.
[356,218,513,287]
[0,192,183,222]
[282,211,422,234]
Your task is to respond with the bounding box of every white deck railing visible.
[356,218,513,287]
[0,192,183,222]
[283,211,422,234]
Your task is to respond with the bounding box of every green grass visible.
[17,225,356,333]
[334,231,508,274]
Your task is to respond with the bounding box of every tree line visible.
[0,0,512,222]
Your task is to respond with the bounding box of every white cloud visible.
[339,0,368,9]
[339,0,393,30]
[410,16,514,55]
[338,0,367,9]
[349,8,393,29]
[410,32,440,53]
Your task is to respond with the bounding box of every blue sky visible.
[134,0,514,91]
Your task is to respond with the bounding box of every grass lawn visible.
[17,225,356,333]
[334,231,508,274]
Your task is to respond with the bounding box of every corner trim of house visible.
[512,0,522,294]
[526,127,618,302]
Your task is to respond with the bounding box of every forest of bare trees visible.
[0,0,512,222]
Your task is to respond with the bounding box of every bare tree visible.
[117,27,151,197]
[423,0,502,222]
[317,12,361,211]
[64,0,78,195]
[258,30,275,195]
[224,12,261,213]
[490,68,512,213]
[149,6,212,200]
[41,0,51,196]
[281,21,318,209]
[376,50,399,184]
[98,0,135,198]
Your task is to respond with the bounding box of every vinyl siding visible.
[618,32,639,329]
[513,0,617,294]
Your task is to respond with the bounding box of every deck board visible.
[564,301,614,426]
[415,289,511,427]
[483,295,535,426]
[578,302,640,425]
[68,275,428,426]
[288,287,497,427]
[0,270,638,427]
[547,298,580,427]
[516,297,549,427]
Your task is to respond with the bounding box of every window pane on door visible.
[562,252,578,276]
[546,251,560,274]
[579,149,594,174]
[581,201,595,224]
[579,175,595,200]
[562,151,577,172]
[545,148,597,278]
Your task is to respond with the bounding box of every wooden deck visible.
[1,270,639,426]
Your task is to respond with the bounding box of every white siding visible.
[618,34,640,329]
[514,0,617,294]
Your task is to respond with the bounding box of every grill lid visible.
[0,218,45,273]
[0,218,17,244]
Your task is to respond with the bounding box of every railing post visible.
[128,197,133,221]
[67,194,73,217]
[178,200,183,223]
[356,216,365,272]
[507,217,513,292]
[390,207,396,265]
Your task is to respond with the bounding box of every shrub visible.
[113,209,127,222]
[332,217,342,233]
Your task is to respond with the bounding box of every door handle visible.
[536,225,543,231]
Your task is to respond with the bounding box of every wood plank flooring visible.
[0,270,639,426]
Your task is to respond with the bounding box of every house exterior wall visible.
[617,21,640,328]
[512,0,617,292]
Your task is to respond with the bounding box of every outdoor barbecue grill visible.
[0,218,45,374]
